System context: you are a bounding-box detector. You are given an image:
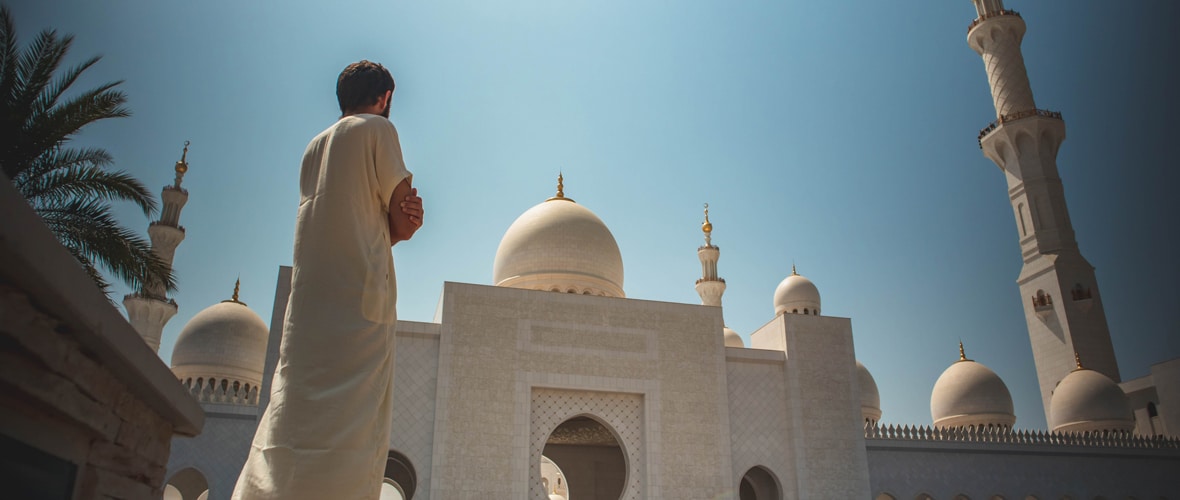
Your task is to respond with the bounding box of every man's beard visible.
[381,98,391,118]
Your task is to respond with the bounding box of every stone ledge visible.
[0,173,202,436]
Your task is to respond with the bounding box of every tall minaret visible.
[124,141,190,353]
[695,204,743,348]
[967,2,1119,420]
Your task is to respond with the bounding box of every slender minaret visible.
[695,203,725,306]
[967,2,1119,420]
[124,141,190,353]
[694,204,743,347]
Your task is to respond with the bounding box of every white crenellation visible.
[865,421,1180,449]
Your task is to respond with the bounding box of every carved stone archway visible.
[529,388,644,500]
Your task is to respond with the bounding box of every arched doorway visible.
[383,450,417,499]
[164,467,208,500]
[542,416,627,500]
[738,466,781,500]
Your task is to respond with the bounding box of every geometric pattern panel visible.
[529,388,644,500]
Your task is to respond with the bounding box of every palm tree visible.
[0,5,175,296]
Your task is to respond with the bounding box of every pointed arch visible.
[738,465,781,500]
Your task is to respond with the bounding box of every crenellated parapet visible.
[864,421,1180,450]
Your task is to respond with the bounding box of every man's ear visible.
[382,90,393,107]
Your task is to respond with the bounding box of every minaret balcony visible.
[149,221,186,233]
[967,9,1021,34]
[978,108,1063,148]
[1031,292,1054,318]
[695,277,726,285]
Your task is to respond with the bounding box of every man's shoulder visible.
[341,114,397,135]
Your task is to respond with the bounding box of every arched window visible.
[803,308,809,315]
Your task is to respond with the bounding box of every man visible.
[233,60,422,499]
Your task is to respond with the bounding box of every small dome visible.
[493,182,624,297]
[1049,366,1134,434]
[773,267,820,316]
[857,361,882,424]
[723,327,744,348]
[171,299,269,388]
[930,346,1015,429]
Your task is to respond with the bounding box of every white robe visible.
[234,114,411,500]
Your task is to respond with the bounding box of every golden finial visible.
[222,277,246,306]
[1074,351,1083,370]
[791,263,798,276]
[546,172,574,202]
[173,141,190,188]
[959,340,967,361]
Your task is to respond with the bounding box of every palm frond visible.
[0,6,19,107]
[19,163,156,216]
[30,55,99,118]
[14,30,69,118]
[39,198,177,294]
[12,145,112,185]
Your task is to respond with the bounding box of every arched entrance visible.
[164,467,208,500]
[529,388,644,500]
[382,450,417,499]
[542,416,626,500]
[738,466,781,500]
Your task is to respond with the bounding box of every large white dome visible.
[171,294,269,392]
[773,266,820,316]
[857,361,882,424]
[493,184,624,297]
[1049,363,1134,434]
[930,345,1015,429]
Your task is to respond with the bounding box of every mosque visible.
[126,1,1179,499]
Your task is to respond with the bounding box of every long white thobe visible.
[234,114,411,500]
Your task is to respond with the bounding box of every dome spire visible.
[959,340,969,362]
[222,277,246,306]
[546,172,574,203]
[1074,351,1083,370]
[791,263,798,276]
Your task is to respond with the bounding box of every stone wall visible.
[866,435,1180,498]
[0,172,202,499]
[0,285,189,498]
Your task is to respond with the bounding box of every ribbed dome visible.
[171,299,269,388]
[723,327,744,348]
[773,267,820,316]
[493,191,624,297]
[1049,367,1134,434]
[857,361,882,423]
[930,348,1015,429]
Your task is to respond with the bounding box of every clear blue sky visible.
[11,1,1178,430]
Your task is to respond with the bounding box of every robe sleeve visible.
[374,120,413,213]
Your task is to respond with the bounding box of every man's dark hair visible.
[336,60,395,114]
